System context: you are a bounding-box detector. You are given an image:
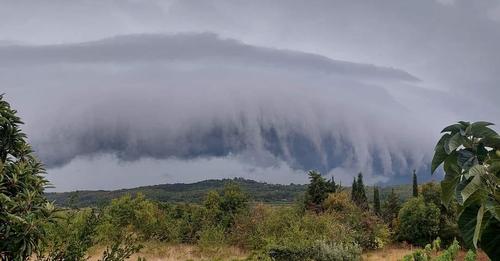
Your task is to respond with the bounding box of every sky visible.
[1,0,499,191]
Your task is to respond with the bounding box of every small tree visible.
[373,187,381,216]
[0,95,55,260]
[412,170,418,197]
[431,121,499,258]
[397,197,440,246]
[305,170,330,212]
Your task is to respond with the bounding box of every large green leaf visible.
[458,150,477,171]
[473,205,484,248]
[432,134,451,174]
[445,132,464,154]
[466,164,486,179]
[479,215,500,259]
[441,153,460,207]
[441,123,466,134]
[482,135,500,148]
[458,205,480,249]
[461,174,483,203]
[466,122,498,139]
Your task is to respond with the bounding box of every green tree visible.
[397,197,440,246]
[421,182,461,245]
[382,188,400,227]
[0,95,55,260]
[327,176,341,193]
[305,170,329,212]
[373,187,381,216]
[353,173,368,209]
[431,121,500,258]
[351,177,358,203]
[412,170,418,197]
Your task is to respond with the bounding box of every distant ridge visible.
[45,178,413,208]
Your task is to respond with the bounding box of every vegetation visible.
[431,121,500,259]
[413,170,419,197]
[2,94,497,260]
[0,95,55,260]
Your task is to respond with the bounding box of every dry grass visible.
[362,244,418,261]
[87,242,248,261]
[363,244,491,261]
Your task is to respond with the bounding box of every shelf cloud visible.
[1,0,499,191]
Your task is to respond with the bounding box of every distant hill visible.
[45,178,414,208]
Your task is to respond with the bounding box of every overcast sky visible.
[1,0,499,191]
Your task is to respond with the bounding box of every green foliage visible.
[413,170,419,197]
[0,95,55,260]
[397,197,440,246]
[325,191,390,250]
[98,234,143,261]
[421,183,461,245]
[38,209,100,261]
[304,171,330,212]
[431,121,500,259]
[268,241,361,261]
[374,186,381,216]
[400,237,460,261]
[382,188,400,228]
[464,249,477,261]
[351,173,368,209]
[197,225,226,251]
[433,239,459,261]
[47,178,307,208]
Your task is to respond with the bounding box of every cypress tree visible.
[412,169,418,197]
[356,172,368,209]
[351,177,358,202]
[374,186,381,215]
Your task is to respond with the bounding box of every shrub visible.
[267,241,361,261]
[464,250,476,261]
[325,191,390,250]
[197,225,226,250]
[38,209,100,261]
[433,239,460,261]
[397,197,440,246]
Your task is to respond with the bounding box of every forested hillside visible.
[46,178,413,208]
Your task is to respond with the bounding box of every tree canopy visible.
[0,95,55,260]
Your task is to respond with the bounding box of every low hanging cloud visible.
[2,32,482,192]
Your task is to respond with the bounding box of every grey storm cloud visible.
[1,0,499,190]
[0,33,418,82]
[2,33,458,180]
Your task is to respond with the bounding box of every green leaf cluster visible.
[431,121,500,259]
[0,95,55,260]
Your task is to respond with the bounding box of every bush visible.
[397,197,440,246]
[267,241,361,261]
[197,225,226,250]
[325,191,390,250]
[38,209,100,261]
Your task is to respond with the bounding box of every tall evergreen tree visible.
[373,186,381,215]
[382,188,400,227]
[327,176,341,193]
[356,172,368,209]
[305,170,329,212]
[412,169,418,197]
[351,177,358,202]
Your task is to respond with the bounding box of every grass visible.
[87,242,248,261]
